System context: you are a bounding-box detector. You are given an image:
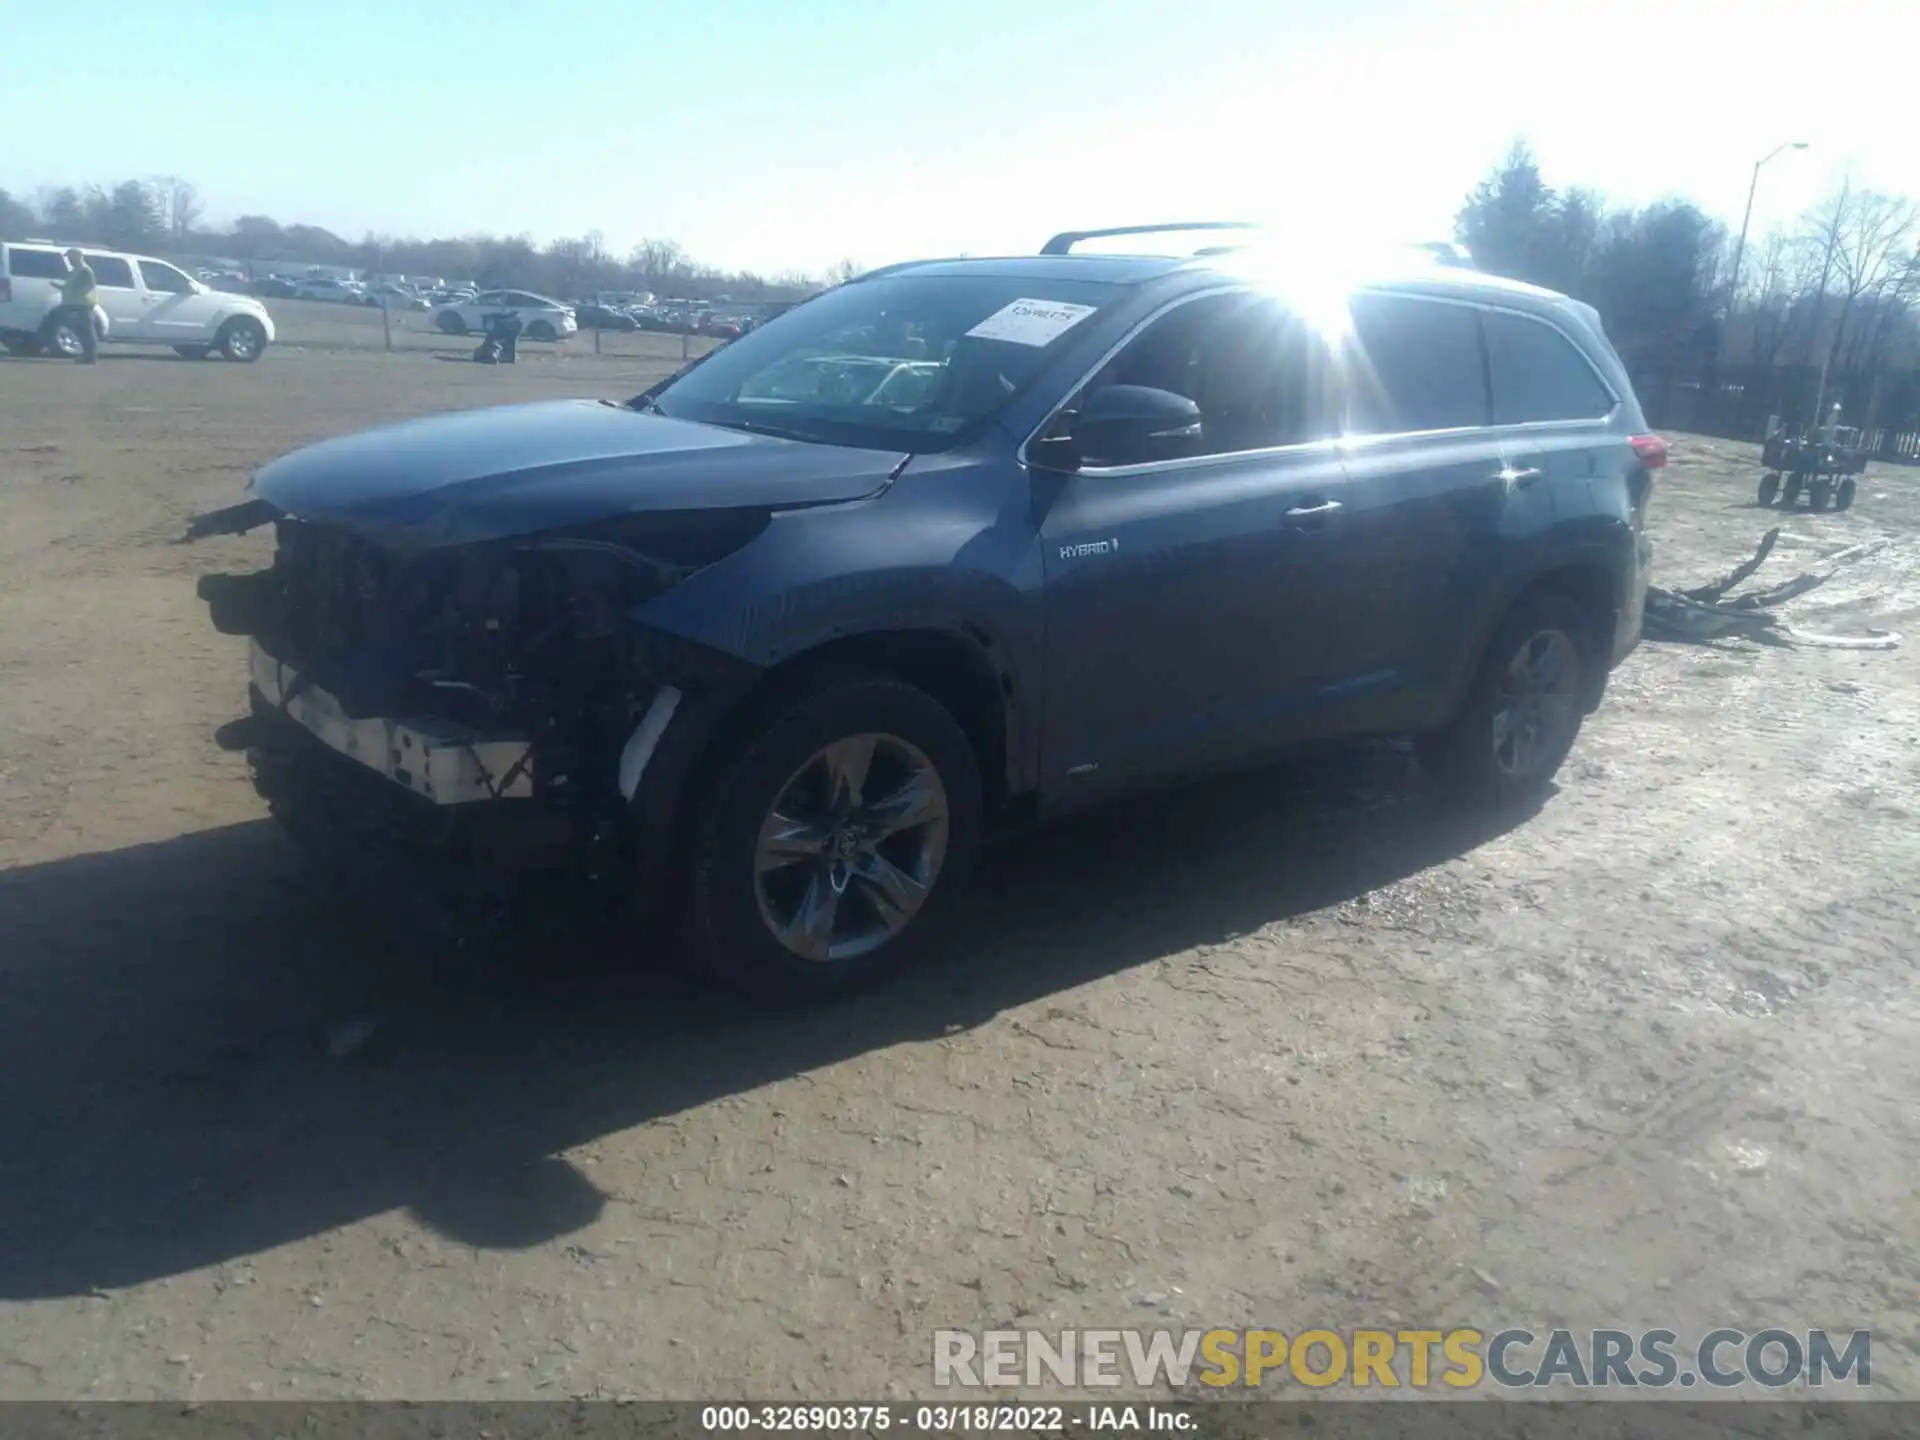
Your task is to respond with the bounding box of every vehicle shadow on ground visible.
[0,742,1536,1299]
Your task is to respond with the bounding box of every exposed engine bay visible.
[192,503,765,830]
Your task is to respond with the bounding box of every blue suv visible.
[190,223,1663,1002]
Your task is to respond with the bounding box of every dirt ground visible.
[2,312,1918,1404]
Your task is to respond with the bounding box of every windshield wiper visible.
[701,415,828,444]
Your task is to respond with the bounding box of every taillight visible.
[1629,434,1668,469]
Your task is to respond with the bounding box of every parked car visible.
[1,240,275,360]
[575,303,639,331]
[363,283,431,311]
[430,290,577,341]
[250,276,299,299]
[294,277,364,303]
[185,223,1661,1003]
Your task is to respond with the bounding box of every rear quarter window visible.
[1346,293,1490,434]
[5,247,67,279]
[1483,309,1616,423]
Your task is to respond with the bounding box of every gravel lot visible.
[2,312,1918,1403]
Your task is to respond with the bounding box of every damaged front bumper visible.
[249,639,533,804]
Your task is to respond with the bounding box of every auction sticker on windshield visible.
[965,298,1099,347]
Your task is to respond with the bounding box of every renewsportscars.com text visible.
[932,1326,1872,1391]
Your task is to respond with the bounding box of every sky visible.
[3,0,1913,276]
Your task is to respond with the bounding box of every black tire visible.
[2,334,42,358]
[1417,591,1592,807]
[216,316,267,362]
[680,677,984,1005]
[1835,479,1857,511]
[526,319,557,342]
[40,313,87,358]
[437,311,469,335]
[1757,473,1780,507]
[1781,477,1802,509]
[173,344,211,360]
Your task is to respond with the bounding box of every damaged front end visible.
[191,502,763,896]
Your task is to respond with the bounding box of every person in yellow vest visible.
[53,248,101,364]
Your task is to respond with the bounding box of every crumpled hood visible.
[247,399,906,547]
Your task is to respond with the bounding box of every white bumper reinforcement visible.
[250,639,534,804]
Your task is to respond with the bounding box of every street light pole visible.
[1726,141,1809,321]
[1713,141,1807,436]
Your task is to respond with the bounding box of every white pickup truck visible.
[0,240,277,360]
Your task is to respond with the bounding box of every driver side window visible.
[1059,292,1342,466]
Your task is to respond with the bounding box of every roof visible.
[857,254,1193,285]
[863,250,1588,326]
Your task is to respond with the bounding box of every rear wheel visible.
[1809,478,1832,511]
[526,319,557,341]
[1781,476,1803,509]
[1835,478,1857,511]
[680,678,984,1005]
[41,314,87,358]
[216,317,266,362]
[436,311,468,335]
[1757,472,1780,507]
[1418,592,1591,807]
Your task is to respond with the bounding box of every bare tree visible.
[1797,183,1918,420]
[149,176,203,243]
[628,237,689,286]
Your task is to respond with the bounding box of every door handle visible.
[1284,498,1344,518]
[1497,465,1544,487]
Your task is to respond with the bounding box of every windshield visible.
[647,274,1122,452]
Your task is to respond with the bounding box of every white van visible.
[0,241,277,361]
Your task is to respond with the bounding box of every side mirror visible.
[1032,385,1204,471]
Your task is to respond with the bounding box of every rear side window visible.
[88,255,135,288]
[5,247,67,279]
[1483,309,1615,423]
[1346,294,1488,435]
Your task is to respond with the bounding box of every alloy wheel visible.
[752,732,950,963]
[1491,629,1580,779]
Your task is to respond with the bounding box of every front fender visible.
[632,454,1044,788]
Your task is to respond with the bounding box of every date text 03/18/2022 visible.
[698,1405,1193,1432]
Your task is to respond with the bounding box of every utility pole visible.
[1715,141,1808,435]
[1728,142,1810,321]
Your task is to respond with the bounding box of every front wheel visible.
[1757,472,1780,507]
[216,317,266,362]
[680,678,984,1005]
[436,311,469,335]
[1835,478,1857,511]
[526,319,557,341]
[1418,592,1592,807]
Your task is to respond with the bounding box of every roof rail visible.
[1411,241,1477,269]
[1039,222,1263,257]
